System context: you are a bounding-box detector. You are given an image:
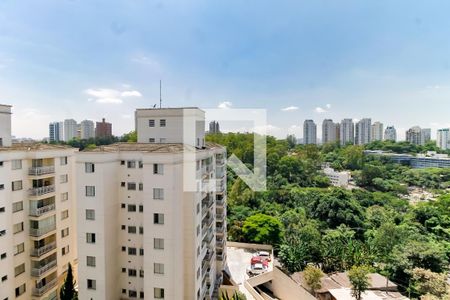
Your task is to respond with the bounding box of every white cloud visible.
[281,106,299,111]
[218,101,233,109]
[85,88,120,98]
[95,98,123,104]
[314,107,326,113]
[326,103,331,109]
[121,90,142,97]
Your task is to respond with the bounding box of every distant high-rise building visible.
[437,128,450,150]
[303,119,317,145]
[49,121,62,142]
[384,126,397,141]
[355,118,372,145]
[64,119,78,142]
[209,121,220,134]
[340,119,354,146]
[421,128,431,145]
[322,119,338,144]
[371,121,384,142]
[406,126,423,145]
[80,120,95,140]
[0,104,12,147]
[95,118,112,138]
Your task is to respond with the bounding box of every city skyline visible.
[1,1,450,139]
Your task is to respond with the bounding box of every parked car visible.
[252,251,271,261]
[250,256,269,267]
[246,263,268,276]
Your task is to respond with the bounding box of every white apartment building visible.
[80,120,95,140]
[63,119,78,142]
[0,104,78,300]
[322,119,339,144]
[340,119,354,146]
[323,167,350,187]
[437,128,450,150]
[303,120,317,145]
[371,122,384,142]
[384,126,397,142]
[355,118,371,145]
[77,107,227,300]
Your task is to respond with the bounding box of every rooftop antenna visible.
[159,80,162,108]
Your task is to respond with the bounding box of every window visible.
[153,164,164,175]
[15,283,26,297]
[60,174,68,183]
[139,248,144,256]
[128,269,137,277]
[13,222,24,234]
[127,182,136,190]
[0,161,2,166]
[120,160,125,165]
[86,233,96,244]
[153,213,164,225]
[140,270,144,278]
[127,160,136,168]
[197,267,200,279]
[60,156,68,165]
[128,247,137,255]
[138,161,143,168]
[61,210,69,220]
[11,180,22,191]
[61,192,68,201]
[140,291,145,298]
[122,288,127,293]
[149,119,155,127]
[139,205,143,212]
[154,263,164,275]
[121,225,126,230]
[0,253,6,260]
[61,245,70,256]
[86,209,95,220]
[196,160,200,171]
[139,183,143,191]
[14,243,24,255]
[85,163,95,173]
[154,238,164,250]
[87,279,96,290]
[196,225,200,237]
[153,188,164,200]
[196,203,200,214]
[87,256,96,267]
[61,228,69,238]
[129,290,137,298]
[121,182,126,187]
[121,203,126,208]
[128,204,136,212]
[1,275,7,282]
[0,207,4,213]
[154,288,165,299]
[0,230,6,236]
[121,246,126,252]
[160,119,166,127]
[0,184,4,190]
[128,226,137,234]
[12,201,23,213]
[122,268,126,273]
[11,159,22,170]
[85,186,95,197]
[149,138,155,143]
[139,227,143,234]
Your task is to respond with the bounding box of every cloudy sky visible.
[1,0,450,139]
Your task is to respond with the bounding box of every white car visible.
[246,263,267,276]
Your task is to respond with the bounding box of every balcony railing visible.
[31,241,57,257]
[216,212,224,220]
[29,204,55,217]
[216,252,224,261]
[29,185,55,197]
[29,166,55,176]
[216,239,224,248]
[216,198,225,206]
[216,225,225,234]
[29,224,56,237]
[31,259,57,277]
[32,277,57,296]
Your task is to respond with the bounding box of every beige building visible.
[0,104,78,300]
[371,121,384,142]
[77,107,227,300]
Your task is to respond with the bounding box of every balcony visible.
[31,259,57,277]
[216,252,225,261]
[31,241,57,257]
[30,224,56,237]
[29,166,55,176]
[29,185,55,197]
[216,225,225,235]
[32,277,57,296]
[216,198,225,206]
[216,238,224,249]
[29,204,55,217]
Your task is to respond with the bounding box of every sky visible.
[1,0,450,140]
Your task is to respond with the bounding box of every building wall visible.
[64,119,78,142]
[0,105,12,147]
[340,119,354,146]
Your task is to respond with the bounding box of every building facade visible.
[0,105,78,300]
[48,122,62,143]
[303,120,317,145]
[322,119,338,144]
[437,128,450,150]
[384,126,397,142]
[208,121,220,134]
[355,118,372,145]
[406,126,423,145]
[371,122,384,142]
[80,120,95,140]
[95,118,112,139]
[340,119,354,146]
[77,108,227,300]
[63,119,78,142]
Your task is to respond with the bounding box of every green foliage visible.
[348,265,371,300]
[242,214,283,246]
[60,263,78,300]
[220,291,247,300]
[411,268,448,299]
[303,265,324,295]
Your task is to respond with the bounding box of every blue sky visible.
[1,0,450,139]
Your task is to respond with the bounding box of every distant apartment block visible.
[340,119,354,146]
[77,108,227,300]
[323,166,350,187]
[209,121,221,134]
[322,119,339,144]
[406,126,430,146]
[49,122,63,143]
[80,120,95,140]
[0,104,12,147]
[384,125,397,142]
[355,118,371,145]
[437,128,450,150]
[303,120,317,145]
[63,119,78,142]
[371,121,384,142]
[0,104,78,300]
[95,118,112,138]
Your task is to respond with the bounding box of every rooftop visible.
[135,107,201,111]
[0,143,74,152]
[82,142,224,153]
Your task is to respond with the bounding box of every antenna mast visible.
[159,80,162,108]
